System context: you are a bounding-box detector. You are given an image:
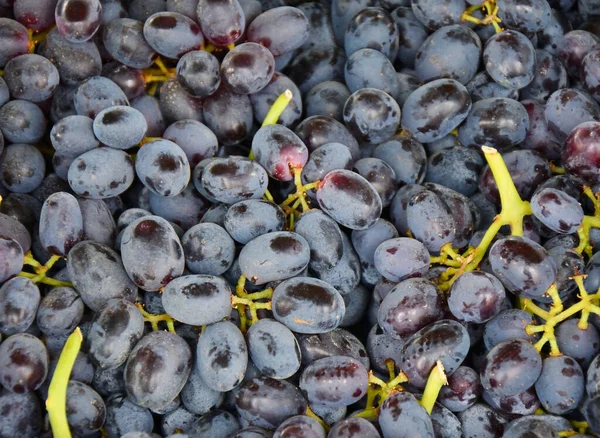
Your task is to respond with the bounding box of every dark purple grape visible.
[196,0,245,47]
[328,417,380,438]
[0,18,30,68]
[250,72,302,127]
[0,276,40,335]
[558,30,600,78]
[0,391,42,438]
[466,71,520,102]
[55,0,102,42]
[0,144,46,194]
[305,81,350,122]
[176,50,221,98]
[220,42,275,94]
[297,328,369,370]
[103,395,154,437]
[286,46,347,94]
[563,121,600,184]
[344,48,400,100]
[159,77,204,125]
[297,1,336,51]
[65,380,106,435]
[93,105,147,149]
[74,76,129,119]
[163,119,218,167]
[483,386,540,416]
[531,187,584,234]
[373,237,429,282]
[0,100,47,145]
[143,11,203,59]
[374,133,427,186]
[520,100,562,160]
[102,18,156,69]
[535,355,584,414]
[520,50,568,101]
[545,88,600,142]
[483,30,536,89]
[202,85,253,145]
[406,189,455,252]
[496,0,551,33]
[3,53,59,102]
[484,309,538,350]
[343,87,400,144]
[294,209,344,272]
[0,236,23,284]
[39,191,84,256]
[224,199,285,245]
[36,287,83,337]
[556,319,600,368]
[273,415,325,438]
[251,124,308,182]
[458,403,508,438]
[344,7,398,60]
[295,115,360,160]
[378,391,434,437]
[302,142,354,189]
[0,333,48,393]
[439,366,482,413]
[247,6,308,56]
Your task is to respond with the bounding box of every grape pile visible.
[6,0,600,437]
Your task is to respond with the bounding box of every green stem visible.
[262,89,293,127]
[18,271,73,288]
[419,361,448,414]
[46,327,83,438]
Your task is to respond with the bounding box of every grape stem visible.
[460,0,503,33]
[419,361,448,415]
[135,303,177,334]
[46,327,83,438]
[232,274,274,333]
[18,253,72,287]
[305,406,330,433]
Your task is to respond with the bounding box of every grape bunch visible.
[4,0,600,437]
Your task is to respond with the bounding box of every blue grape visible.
[176,50,221,98]
[344,48,400,100]
[343,88,400,144]
[366,324,405,374]
[352,158,398,207]
[147,184,209,230]
[545,88,600,141]
[159,77,204,125]
[373,134,426,187]
[0,100,47,144]
[0,18,30,68]
[125,331,192,411]
[274,416,325,438]
[297,328,370,372]
[238,232,310,285]
[202,86,253,145]
[182,223,235,274]
[556,319,600,368]
[535,355,584,414]
[135,139,190,197]
[448,271,506,323]
[249,72,302,127]
[68,147,135,199]
[143,11,203,59]
[406,189,455,252]
[295,115,360,160]
[0,213,32,254]
[131,94,166,137]
[0,391,42,438]
[458,403,508,438]
[391,7,429,68]
[66,381,106,435]
[102,18,156,69]
[302,143,353,194]
[93,105,148,150]
[39,192,84,256]
[50,115,100,158]
[78,198,118,247]
[374,237,430,282]
[189,409,241,437]
[483,30,536,89]
[36,287,83,337]
[483,309,538,350]
[439,366,482,413]
[180,361,224,415]
[74,76,129,119]
[272,276,345,334]
[352,218,399,269]
[331,0,378,45]
[0,236,23,284]
[224,199,285,245]
[220,42,275,94]
[559,30,599,78]
[304,81,350,122]
[0,144,45,194]
[482,386,540,416]
[163,119,218,167]
[502,416,558,438]
[247,318,301,379]
[378,391,434,438]
[294,209,344,272]
[0,333,48,393]
[520,49,568,102]
[345,7,399,60]
[286,46,347,94]
[0,277,40,336]
[531,188,584,234]
[247,6,309,56]
[466,71,520,102]
[196,0,245,47]
[425,146,484,197]
[251,124,308,182]
[104,395,154,437]
[312,232,361,296]
[521,100,562,160]
[3,53,59,102]
[197,320,247,392]
[161,275,232,326]
[297,2,336,51]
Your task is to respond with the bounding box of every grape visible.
[563,121,600,185]
[196,0,245,47]
[0,144,45,194]
[535,355,584,414]
[286,45,347,94]
[103,18,156,69]
[247,318,301,379]
[65,380,106,435]
[176,50,220,98]
[503,416,559,438]
[545,89,600,142]
[3,54,59,102]
[343,88,400,144]
[120,215,185,291]
[496,0,550,33]
[251,124,308,182]
[196,320,247,393]
[238,231,310,285]
[344,48,400,100]
[520,100,562,160]
[295,115,360,160]
[439,366,482,413]
[93,105,147,150]
[0,100,47,144]
[0,236,23,283]
[68,147,136,199]
[302,142,354,190]
[0,18,29,68]
[352,158,398,207]
[312,232,361,296]
[74,76,129,119]
[401,78,471,143]
[531,188,584,234]
[489,236,557,299]
[104,395,155,437]
[556,319,600,368]
[305,81,350,122]
[221,42,275,94]
[483,386,540,416]
[448,271,505,323]
[296,1,335,51]
[159,77,204,125]
[0,391,42,438]
[483,30,536,89]
[125,331,191,410]
[274,415,325,438]
[458,403,508,438]
[180,361,224,415]
[247,6,308,56]
[294,209,344,272]
[129,95,165,137]
[182,223,235,275]
[50,115,100,158]
[143,11,203,59]
[466,71,520,102]
[316,169,382,230]
[0,277,40,335]
[401,320,470,388]
[189,409,241,436]
[161,274,232,326]
[101,62,145,100]
[520,50,568,102]
[36,287,83,337]
[272,276,345,334]
[202,86,254,146]
[135,139,190,197]
[374,237,429,282]
[235,377,307,429]
[39,191,83,256]
[483,309,538,350]
[559,30,599,78]
[328,416,380,438]
[481,339,542,397]
[425,146,484,197]
[163,119,218,167]
[391,7,429,68]
[352,219,398,271]
[250,73,302,127]
[378,277,445,339]
[55,0,102,42]
[224,199,285,244]
[378,391,434,438]
[67,241,138,311]
[0,333,48,393]
[78,198,118,247]
[0,213,31,252]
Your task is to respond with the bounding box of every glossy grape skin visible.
[125,331,192,411]
[0,391,42,438]
[103,18,156,69]
[305,81,350,122]
[0,18,30,68]
[531,188,584,234]
[555,319,600,368]
[297,329,369,371]
[481,339,542,397]
[489,236,557,299]
[120,215,184,291]
[465,71,519,103]
[0,144,45,194]
[251,124,308,182]
[287,45,347,94]
[272,276,345,334]
[373,237,429,282]
[202,86,253,146]
[458,97,528,150]
[65,380,106,435]
[378,391,434,438]
[343,88,400,144]
[143,11,203,59]
[103,395,154,437]
[406,188,456,252]
[68,147,135,199]
[559,30,599,79]
[483,309,538,350]
[535,355,584,414]
[425,146,484,197]
[562,121,600,185]
[482,385,540,417]
[50,115,99,158]
[401,320,470,388]
[161,274,232,326]
[235,377,307,430]
[352,219,398,272]
[295,115,360,160]
[3,54,59,102]
[147,184,209,231]
[247,6,308,56]
[39,191,84,256]
[312,232,361,296]
[448,271,505,324]
[0,277,39,336]
[221,43,274,95]
[67,241,137,311]
[36,286,83,338]
[520,50,568,102]
[344,7,398,61]
[224,199,285,245]
[344,48,400,100]
[545,89,600,142]
[316,169,382,230]
[55,0,102,42]
[247,319,301,380]
[74,76,129,119]
[520,100,562,160]
[294,209,344,272]
[496,0,550,33]
[401,78,471,143]
[87,299,144,369]
[378,278,445,340]
[250,73,302,128]
[458,403,508,438]
[299,356,368,408]
[438,366,482,413]
[176,50,220,98]
[196,0,244,47]
[135,139,190,197]
[371,136,425,188]
[352,158,397,207]
[0,237,23,284]
[301,142,354,190]
[483,30,535,89]
[0,333,48,393]
[0,100,47,144]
